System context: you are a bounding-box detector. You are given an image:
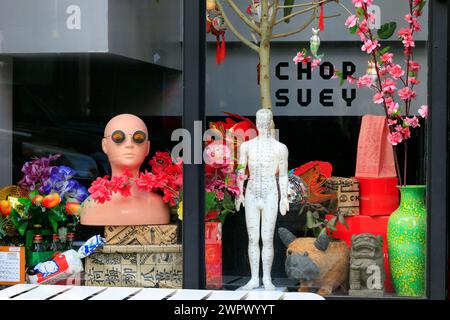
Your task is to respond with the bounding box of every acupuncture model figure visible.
[235,108,289,290]
[80,114,169,226]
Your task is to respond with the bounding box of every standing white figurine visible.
[235,108,289,291]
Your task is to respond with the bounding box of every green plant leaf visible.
[349,24,358,34]
[379,46,391,56]
[327,216,337,229]
[378,22,397,40]
[18,221,28,236]
[356,8,365,17]
[18,198,31,207]
[49,216,58,233]
[283,0,295,23]
[306,211,315,229]
[223,192,235,211]
[205,192,217,213]
[29,190,39,200]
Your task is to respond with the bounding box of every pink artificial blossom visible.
[405,116,420,128]
[398,28,413,38]
[412,19,421,32]
[357,19,369,36]
[381,52,394,64]
[382,78,397,94]
[401,126,412,139]
[384,97,395,107]
[361,39,380,54]
[357,75,374,88]
[405,14,413,24]
[387,131,403,146]
[388,64,405,79]
[345,15,358,28]
[373,92,384,104]
[418,105,428,118]
[352,0,373,8]
[388,102,400,115]
[397,87,416,100]
[408,60,420,73]
[347,76,358,84]
[408,77,420,85]
[387,119,398,126]
[402,36,415,48]
[311,58,322,70]
[293,52,311,65]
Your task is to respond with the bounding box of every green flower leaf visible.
[49,216,58,233]
[378,22,397,40]
[29,190,39,200]
[205,192,217,213]
[349,24,358,34]
[18,221,28,236]
[379,46,391,56]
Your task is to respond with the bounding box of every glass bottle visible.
[31,234,45,253]
[66,232,75,250]
[49,233,64,252]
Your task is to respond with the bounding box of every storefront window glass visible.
[0,0,183,291]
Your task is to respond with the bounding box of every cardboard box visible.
[84,244,182,288]
[104,224,178,245]
[326,177,360,216]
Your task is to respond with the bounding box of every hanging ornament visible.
[366,61,378,82]
[206,5,226,64]
[319,3,325,31]
[310,28,321,59]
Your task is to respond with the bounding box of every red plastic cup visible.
[356,177,399,216]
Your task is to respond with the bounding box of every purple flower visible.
[18,154,60,191]
[66,180,88,202]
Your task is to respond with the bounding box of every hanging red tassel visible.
[220,33,226,63]
[319,4,324,31]
[216,36,221,65]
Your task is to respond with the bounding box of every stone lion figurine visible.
[349,233,385,297]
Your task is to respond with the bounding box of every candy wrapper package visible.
[28,235,105,284]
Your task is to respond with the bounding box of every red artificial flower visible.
[88,176,112,204]
[149,152,173,174]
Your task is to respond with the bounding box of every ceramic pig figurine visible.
[278,227,350,295]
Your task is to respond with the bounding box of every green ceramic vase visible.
[387,185,427,297]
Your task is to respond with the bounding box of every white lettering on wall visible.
[367,5,382,30]
[66,5,81,30]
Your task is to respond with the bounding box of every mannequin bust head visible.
[80,114,170,226]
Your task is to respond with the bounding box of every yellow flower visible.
[177,201,183,221]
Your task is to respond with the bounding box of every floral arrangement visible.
[0,154,88,239]
[341,0,427,185]
[204,142,242,224]
[293,0,427,185]
[88,151,183,208]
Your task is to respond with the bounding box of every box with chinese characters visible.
[104,224,178,246]
[84,244,182,288]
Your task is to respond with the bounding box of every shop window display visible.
[205,0,429,298]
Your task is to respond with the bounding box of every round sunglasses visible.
[104,130,147,144]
